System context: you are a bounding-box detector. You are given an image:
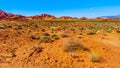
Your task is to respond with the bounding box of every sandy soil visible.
[0,21,120,68]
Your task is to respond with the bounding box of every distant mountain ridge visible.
[101,14,120,18]
[1,9,120,21]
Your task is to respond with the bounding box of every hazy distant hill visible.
[101,14,120,18]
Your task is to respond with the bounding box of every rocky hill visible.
[0,10,26,21]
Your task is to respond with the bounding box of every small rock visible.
[96,31,101,34]
[6,58,12,62]
[69,52,78,58]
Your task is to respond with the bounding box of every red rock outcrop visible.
[40,14,56,20]
[80,17,87,20]
[59,16,73,20]
[0,10,8,20]
[0,10,26,21]
[27,14,56,20]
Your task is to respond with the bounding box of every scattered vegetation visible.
[0,19,120,66]
[38,36,53,43]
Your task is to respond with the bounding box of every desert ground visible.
[0,19,119,68]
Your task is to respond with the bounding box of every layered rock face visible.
[0,10,9,20]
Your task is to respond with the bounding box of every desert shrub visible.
[31,23,38,28]
[60,31,68,38]
[86,30,96,35]
[6,48,16,57]
[63,38,84,52]
[42,32,50,36]
[116,28,120,33]
[50,27,58,31]
[88,50,101,62]
[61,33,68,38]
[104,28,112,33]
[0,24,6,29]
[6,23,12,28]
[14,26,22,30]
[38,36,52,43]
[29,35,37,39]
[6,48,14,53]
[51,34,59,40]
[79,32,82,35]
[41,29,45,32]
[70,27,76,31]
[80,27,86,31]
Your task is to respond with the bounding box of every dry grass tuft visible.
[63,38,84,52]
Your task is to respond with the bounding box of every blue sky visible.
[0,0,120,18]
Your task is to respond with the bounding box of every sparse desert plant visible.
[0,24,6,29]
[60,31,68,38]
[80,27,86,31]
[104,28,112,33]
[63,38,84,52]
[51,34,59,40]
[38,36,53,43]
[6,48,16,57]
[116,28,120,33]
[41,29,45,32]
[70,27,76,31]
[50,27,58,31]
[79,32,82,35]
[42,32,50,36]
[6,48,14,54]
[88,50,101,62]
[31,23,38,28]
[6,23,12,28]
[86,30,96,35]
[29,35,37,39]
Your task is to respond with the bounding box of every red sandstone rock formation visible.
[59,16,73,20]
